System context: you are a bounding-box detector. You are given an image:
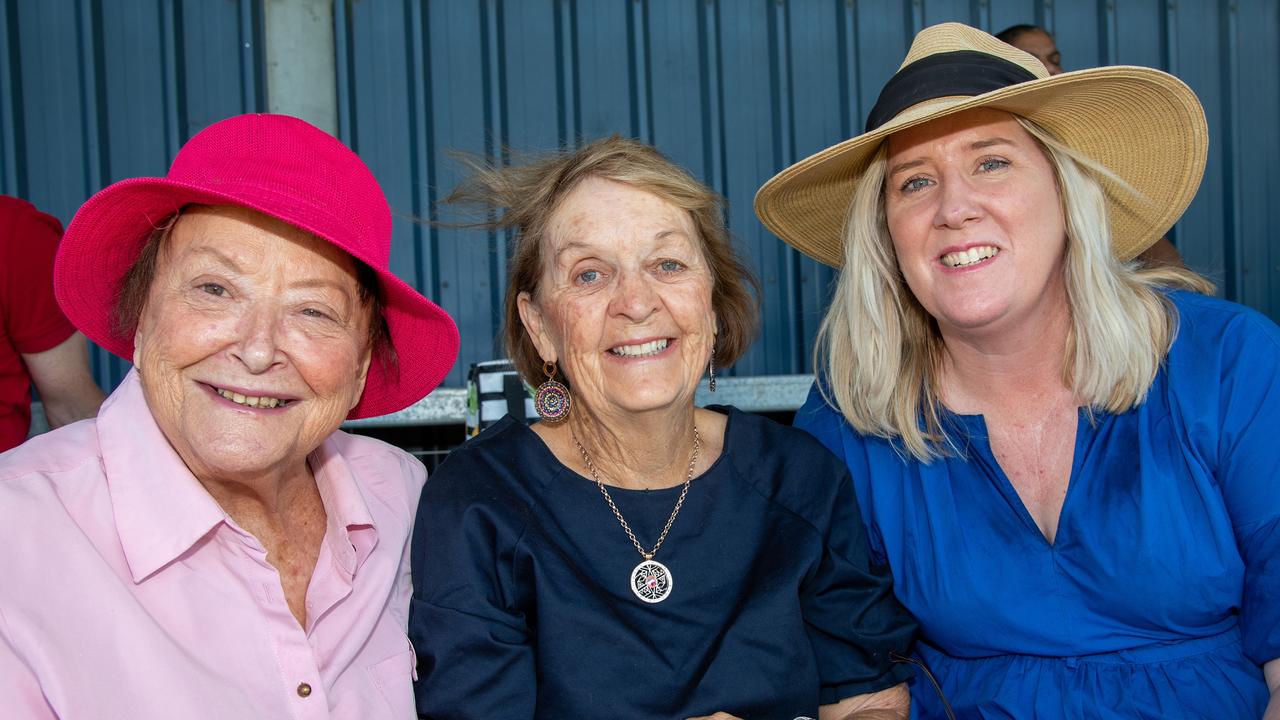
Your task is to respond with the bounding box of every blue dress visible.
[795,292,1280,718]
[409,406,915,719]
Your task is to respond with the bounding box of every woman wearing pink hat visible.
[0,114,458,718]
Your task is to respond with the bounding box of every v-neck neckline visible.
[949,408,1090,549]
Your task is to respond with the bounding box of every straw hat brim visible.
[754,66,1208,268]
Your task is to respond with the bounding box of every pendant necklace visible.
[571,425,699,604]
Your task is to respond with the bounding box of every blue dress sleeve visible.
[409,444,536,719]
[1204,303,1280,665]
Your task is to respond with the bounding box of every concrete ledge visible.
[343,388,470,428]
[27,376,816,435]
[693,374,815,413]
[342,374,817,429]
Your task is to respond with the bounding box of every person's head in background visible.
[994,23,1185,267]
[997,24,1062,75]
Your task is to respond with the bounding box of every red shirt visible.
[0,196,77,451]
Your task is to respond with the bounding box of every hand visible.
[833,711,905,720]
[1265,658,1280,720]
[686,713,744,720]
[820,682,909,720]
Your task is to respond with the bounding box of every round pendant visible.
[630,559,673,603]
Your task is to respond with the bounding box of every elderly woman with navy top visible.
[0,114,459,718]
[757,23,1280,719]
[409,136,916,719]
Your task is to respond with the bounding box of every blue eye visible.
[200,282,228,297]
[577,269,600,284]
[901,177,932,193]
[979,158,1010,172]
[658,260,684,273]
[301,308,331,320]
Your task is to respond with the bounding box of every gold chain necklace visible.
[570,425,700,603]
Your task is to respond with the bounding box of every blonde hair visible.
[815,117,1212,461]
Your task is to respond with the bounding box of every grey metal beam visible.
[342,375,818,429]
[263,0,336,134]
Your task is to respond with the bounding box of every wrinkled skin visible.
[518,176,716,432]
[133,205,372,493]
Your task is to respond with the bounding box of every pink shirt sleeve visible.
[0,607,57,719]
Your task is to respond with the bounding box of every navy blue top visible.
[796,292,1280,718]
[410,406,915,720]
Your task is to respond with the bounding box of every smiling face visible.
[133,205,372,483]
[517,176,716,420]
[883,108,1069,339]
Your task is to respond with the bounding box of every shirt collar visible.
[310,436,379,576]
[97,370,228,583]
[98,371,381,583]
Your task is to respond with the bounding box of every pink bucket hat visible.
[53,113,459,419]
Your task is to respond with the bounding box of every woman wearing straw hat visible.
[759,23,1280,718]
[410,136,915,719]
[0,114,458,718]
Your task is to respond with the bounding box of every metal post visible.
[263,0,338,135]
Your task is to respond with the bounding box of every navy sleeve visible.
[1205,304,1280,665]
[790,435,916,702]
[409,445,536,720]
[795,382,893,566]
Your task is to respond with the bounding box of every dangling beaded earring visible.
[534,361,572,423]
[708,349,717,393]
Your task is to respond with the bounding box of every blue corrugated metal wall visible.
[1,0,265,391]
[336,0,1280,389]
[4,0,1278,395]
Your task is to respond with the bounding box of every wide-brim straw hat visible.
[755,22,1208,267]
[54,113,460,419]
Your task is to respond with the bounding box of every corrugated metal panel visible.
[0,0,265,391]
[5,1,1277,396]
[337,0,1280,390]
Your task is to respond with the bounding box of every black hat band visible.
[865,50,1038,133]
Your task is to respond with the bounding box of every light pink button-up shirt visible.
[0,371,425,719]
